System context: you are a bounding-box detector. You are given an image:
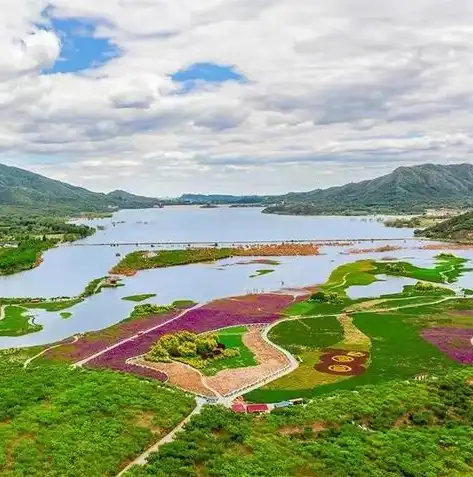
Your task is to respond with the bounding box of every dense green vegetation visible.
[0,361,194,477]
[0,239,54,275]
[127,303,175,321]
[0,305,40,336]
[127,370,473,477]
[146,331,241,371]
[418,210,473,241]
[0,209,95,275]
[262,163,473,215]
[112,248,236,274]
[122,294,158,302]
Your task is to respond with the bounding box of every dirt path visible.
[0,305,5,321]
[205,326,292,397]
[116,399,204,477]
[130,357,221,398]
[24,335,80,369]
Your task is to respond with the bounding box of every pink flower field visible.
[421,327,473,364]
[85,293,297,379]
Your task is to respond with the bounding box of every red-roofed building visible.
[231,403,246,413]
[246,404,269,414]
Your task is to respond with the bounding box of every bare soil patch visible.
[132,358,217,397]
[278,422,326,436]
[205,326,289,396]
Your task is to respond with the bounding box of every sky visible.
[1,1,473,196]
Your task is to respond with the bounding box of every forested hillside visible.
[264,163,473,215]
[418,211,473,241]
[0,163,160,213]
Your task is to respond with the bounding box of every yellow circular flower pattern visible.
[328,364,352,373]
[332,355,355,363]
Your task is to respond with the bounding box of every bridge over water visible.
[66,237,418,247]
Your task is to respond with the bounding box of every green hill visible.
[264,163,473,215]
[0,163,160,213]
[417,211,473,241]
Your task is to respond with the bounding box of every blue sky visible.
[171,62,247,92]
[43,17,120,74]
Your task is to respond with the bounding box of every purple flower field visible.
[86,293,294,379]
[422,327,473,364]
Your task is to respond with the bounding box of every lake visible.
[1,206,471,349]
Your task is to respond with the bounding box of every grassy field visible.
[268,316,343,355]
[0,305,41,336]
[246,254,473,403]
[122,293,157,302]
[24,299,82,312]
[201,326,257,376]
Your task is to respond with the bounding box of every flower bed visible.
[421,327,473,364]
[85,293,296,380]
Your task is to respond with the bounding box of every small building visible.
[231,403,246,413]
[246,404,269,414]
[273,401,293,409]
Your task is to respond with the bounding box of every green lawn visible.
[24,299,82,312]
[0,305,41,336]
[201,326,257,376]
[268,316,343,355]
[122,293,157,302]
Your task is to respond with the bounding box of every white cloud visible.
[1,0,473,195]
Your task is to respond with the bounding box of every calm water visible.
[1,207,471,349]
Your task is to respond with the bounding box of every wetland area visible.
[4,206,473,476]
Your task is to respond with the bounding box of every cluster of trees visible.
[147,331,239,368]
[0,211,96,276]
[310,291,344,304]
[127,370,473,477]
[384,216,423,228]
[128,303,174,320]
[0,361,194,477]
[383,262,407,274]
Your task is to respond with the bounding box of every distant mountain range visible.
[0,163,161,213]
[2,161,473,216]
[263,163,473,215]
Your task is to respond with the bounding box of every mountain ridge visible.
[0,163,161,213]
[263,163,473,215]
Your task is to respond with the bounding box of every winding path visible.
[24,335,80,369]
